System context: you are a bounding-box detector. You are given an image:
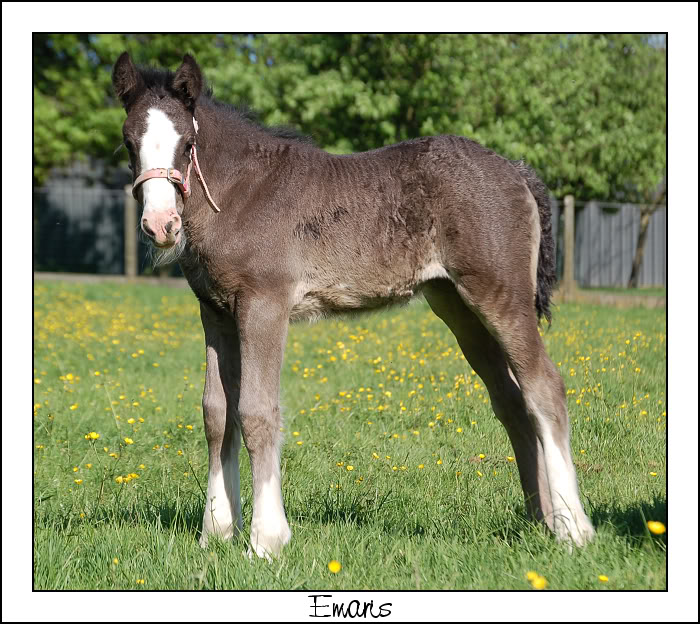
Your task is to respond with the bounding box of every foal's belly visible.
[289,261,449,323]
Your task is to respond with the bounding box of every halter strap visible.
[131,116,220,213]
[191,145,221,213]
[132,166,191,200]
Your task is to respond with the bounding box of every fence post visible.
[562,194,577,302]
[124,184,138,278]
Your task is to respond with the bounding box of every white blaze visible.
[139,108,181,213]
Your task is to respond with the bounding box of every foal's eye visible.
[185,142,194,154]
[124,138,134,152]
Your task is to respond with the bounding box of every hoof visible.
[553,512,595,548]
[247,525,292,560]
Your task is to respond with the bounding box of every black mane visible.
[136,64,314,145]
[203,98,315,145]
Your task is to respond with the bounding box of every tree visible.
[32,34,254,185]
[217,34,666,205]
[34,34,666,207]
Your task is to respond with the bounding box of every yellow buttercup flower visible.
[124,437,134,445]
[647,521,666,535]
[598,575,609,582]
[328,560,342,573]
[526,571,548,589]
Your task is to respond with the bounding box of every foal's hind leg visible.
[456,285,594,546]
[199,303,244,547]
[236,294,292,559]
[423,280,553,527]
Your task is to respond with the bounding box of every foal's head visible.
[113,52,203,249]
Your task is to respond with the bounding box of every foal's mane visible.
[135,64,314,145]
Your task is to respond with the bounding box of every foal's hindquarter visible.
[194,138,594,555]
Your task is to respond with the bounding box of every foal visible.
[113,52,594,557]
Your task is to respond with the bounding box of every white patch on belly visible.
[415,261,449,283]
[290,261,449,323]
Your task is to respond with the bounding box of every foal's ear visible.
[172,54,203,110]
[112,52,145,110]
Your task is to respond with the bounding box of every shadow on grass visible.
[288,488,397,530]
[289,488,531,544]
[590,494,667,544]
[36,494,206,537]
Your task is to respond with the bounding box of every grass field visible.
[33,280,667,590]
[578,286,667,298]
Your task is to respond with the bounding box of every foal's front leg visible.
[199,303,243,547]
[237,295,292,558]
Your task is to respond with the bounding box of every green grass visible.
[578,286,666,297]
[33,281,667,590]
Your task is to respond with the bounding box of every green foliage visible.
[34,34,665,199]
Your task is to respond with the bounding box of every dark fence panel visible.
[33,186,181,276]
[33,187,126,274]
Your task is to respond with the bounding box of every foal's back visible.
[286,134,536,322]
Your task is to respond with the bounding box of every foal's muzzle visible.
[142,212,182,247]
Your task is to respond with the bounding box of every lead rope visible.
[191,117,221,213]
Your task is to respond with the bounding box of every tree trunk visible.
[628,208,652,288]
[628,175,666,288]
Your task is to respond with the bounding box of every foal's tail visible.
[510,160,556,324]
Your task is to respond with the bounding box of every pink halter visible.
[131,117,221,213]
